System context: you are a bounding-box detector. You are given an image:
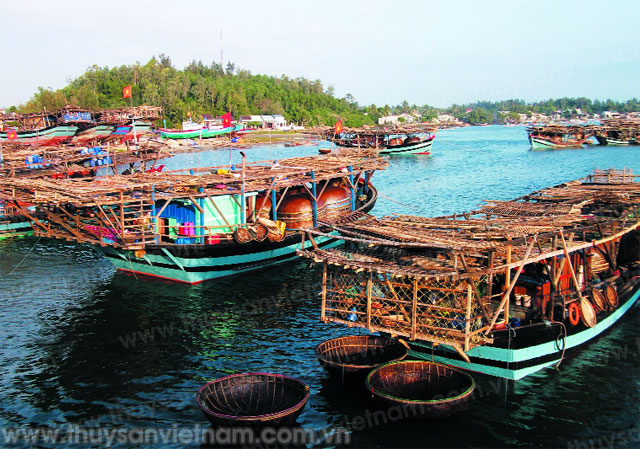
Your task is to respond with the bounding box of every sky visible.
[1,0,638,108]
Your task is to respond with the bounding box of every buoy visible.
[568,302,580,326]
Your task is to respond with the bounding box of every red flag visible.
[334,119,343,134]
[6,130,18,140]
[122,85,132,99]
[222,111,232,128]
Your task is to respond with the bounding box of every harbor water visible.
[0,126,639,448]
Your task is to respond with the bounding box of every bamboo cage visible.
[0,144,170,178]
[299,169,640,354]
[0,105,162,131]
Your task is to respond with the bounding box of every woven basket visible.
[196,373,310,428]
[591,289,606,312]
[604,284,618,308]
[315,335,408,379]
[580,298,597,328]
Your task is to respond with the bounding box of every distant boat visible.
[319,124,436,156]
[159,125,241,140]
[527,124,593,149]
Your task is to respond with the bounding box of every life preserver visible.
[568,302,580,326]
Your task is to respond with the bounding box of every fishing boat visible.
[0,154,387,284]
[0,125,78,146]
[0,201,32,239]
[70,125,115,145]
[159,125,241,140]
[317,124,436,155]
[526,124,594,149]
[594,119,640,146]
[298,168,640,380]
[106,121,153,144]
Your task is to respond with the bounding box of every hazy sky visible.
[2,0,638,108]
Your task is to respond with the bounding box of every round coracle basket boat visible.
[196,373,310,428]
[366,361,475,419]
[315,335,409,379]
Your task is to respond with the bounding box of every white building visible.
[378,113,419,125]
[238,114,287,129]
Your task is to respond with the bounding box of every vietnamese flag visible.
[6,130,18,140]
[334,119,343,134]
[122,85,132,99]
[222,111,233,128]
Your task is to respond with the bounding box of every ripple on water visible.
[0,127,639,447]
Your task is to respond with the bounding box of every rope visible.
[553,321,568,369]
[8,236,41,275]
[377,190,423,212]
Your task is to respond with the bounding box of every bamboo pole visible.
[367,272,373,331]
[559,230,584,300]
[485,237,536,334]
[411,278,418,340]
[320,264,327,321]
[464,284,472,352]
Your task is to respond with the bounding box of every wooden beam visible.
[559,230,584,300]
[485,237,536,334]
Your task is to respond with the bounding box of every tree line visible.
[10,55,639,127]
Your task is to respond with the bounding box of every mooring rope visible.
[376,190,423,212]
[8,236,41,275]
[554,321,568,369]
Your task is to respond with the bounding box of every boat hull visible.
[0,125,78,146]
[409,279,640,380]
[603,137,636,146]
[159,126,237,140]
[529,136,585,149]
[379,137,434,155]
[99,233,342,284]
[0,220,33,239]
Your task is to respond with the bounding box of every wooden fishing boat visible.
[316,124,436,156]
[0,125,78,147]
[299,168,640,380]
[0,201,32,239]
[366,361,475,418]
[196,373,310,428]
[159,125,239,140]
[106,121,153,144]
[526,124,594,149]
[594,119,640,146]
[315,335,409,379]
[70,125,114,145]
[0,154,387,283]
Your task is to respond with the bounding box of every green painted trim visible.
[160,247,186,271]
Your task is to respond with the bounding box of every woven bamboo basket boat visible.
[605,284,619,308]
[591,289,607,311]
[580,298,597,328]
[315,335,409,379]
[196,373,310,428]
[365,361,475,419]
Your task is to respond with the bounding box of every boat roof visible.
[299,169,640,281]
[0,154,388,206]
[314,123,437,139]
